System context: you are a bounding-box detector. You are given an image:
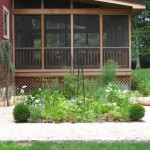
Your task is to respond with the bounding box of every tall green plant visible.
[0,40,15,106]
[101,60,118,85]
[63,74,77,99]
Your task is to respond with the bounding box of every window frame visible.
[3,6,10,39]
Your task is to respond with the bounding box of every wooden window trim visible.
[3,6,10,39]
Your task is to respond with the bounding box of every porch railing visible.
[15,48,42,69]
[15,47,129,69]
[45,48,71,69]
[103,48,129,68]
[74,48,100,68]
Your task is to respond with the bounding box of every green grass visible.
[132,68,150,95]
[132,68,150,78]
[1,142,150,150]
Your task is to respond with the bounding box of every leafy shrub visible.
[102,110,122,122]
[13,103,30,122]
[63,74,77,99]
[29,106,43,122]
[132,72,150,96]
[51,78,59,93]
[101,60,118,85]
[128,104,145,121]
[26,88,52,106]
[0,40,15,106]
[137,78,150,96]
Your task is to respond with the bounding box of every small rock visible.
[137,97,150,106]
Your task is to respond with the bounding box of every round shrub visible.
[13,103,30,122]
[129,104,145,121]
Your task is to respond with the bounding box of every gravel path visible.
[0,106,150,142]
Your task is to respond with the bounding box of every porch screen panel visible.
[74,15,100,68]
[44,15,71,69]
[44,0,70,8]
[15,15,41,69]
[103,15,129,68]
[14,0,41,9]
[73,2,100,8]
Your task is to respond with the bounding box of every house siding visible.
[0,0,12,43]
[0,0,13,94]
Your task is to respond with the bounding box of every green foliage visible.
[132,69,150,96]
[51,78,59,93]
[101,60,118,85]
[132,0,150,68]
[0,142,27,150]
[13,103,30,122]
[63,74,77,99]
[128,104,145,121]
[26,88,44,106]
[29,106,43,122]
[103,110,122,122]
[41,89,52,122]
[2,141,150,150]
[23,70,145,123]
[0,40,15,106]
[0,40,14,72]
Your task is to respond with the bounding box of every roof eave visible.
[94,0,146,15]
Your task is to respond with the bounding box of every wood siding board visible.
[14,9,132,15]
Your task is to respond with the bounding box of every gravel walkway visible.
[0,106,150,142]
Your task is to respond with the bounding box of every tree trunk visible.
[136,55,141,69]
[136,37,141,69]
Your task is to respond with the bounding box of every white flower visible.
[108,84,112,87]
[106,89,111,93]
[22,85,27,89]
[118,90,122,93]
[122,90,128,94]
[112,103,117,106]
[35,99,40,103]
[20,89,24,94]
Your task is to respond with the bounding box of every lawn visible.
[132,68,150,78]
[1,142,150,150]
[132,68,150,96]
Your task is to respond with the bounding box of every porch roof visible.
[94,0,146,15]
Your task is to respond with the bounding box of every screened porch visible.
[14,0,130,71]
[15,15,129,70]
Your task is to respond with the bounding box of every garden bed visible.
[13,81,145,123]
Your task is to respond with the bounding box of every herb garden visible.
[13,60,145,123]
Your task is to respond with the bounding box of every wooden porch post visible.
[71,0,74,73]
[41,0,44,70]
[100,15,103,69]
[129,15,132,69]
[12,0,15,65]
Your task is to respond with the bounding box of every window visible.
[15,15,42,69]
[74,15,100,47]
[15,15,41,48]
[44,15,71,47]
[3,7,9,39]
[44,15,71,69]
[103,15,129,47]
